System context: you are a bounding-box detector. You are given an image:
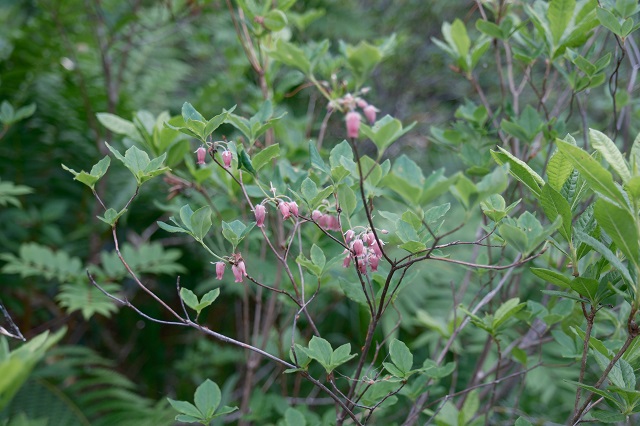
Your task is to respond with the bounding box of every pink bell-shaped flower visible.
[352,239,365,256]
[232,260,247,283]
[215,262,225,280]
[288,201,299,217]
[222,150,232,168]
[254,204,266,227]
[363,105,379,124]
[195,147,207,165]
[279,202,291,220]
[346,111,361,139]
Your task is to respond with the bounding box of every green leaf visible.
[597,6,622,34]
[569,277,599,301]
[309,140,328,173]
[549,0,576,43]
[157,221,189,234]
[389,339,413,376]
[476,19,504,39]
[547,150,574,191]
[590,129,630,183]
[303,336,333,371]
[252,144,280,171]
[222,220,249,248]
[574,229,633,283]
[194,379,221,418]
[238,148,257,175]
[594,198,639,269]
[199,289,220,308]
[62,156,111,190]
[301,177,318,203]
[344,40,384,87]
[530,267,573,289]
[267,39,311,75]
[182,102,205,123]
[338,184,357,216]
[180,204,195,233]
[284,408,307,426]
[556,139,627,206]
[167,399,202,418]
[491,147,544,197]
[449,19,471,58]
[360,115,416,156]
[310,244,326,271]
[190,206,212,240]
[204,108,234,139]
[180,288,199,311]
[541,183,573,241]
[515,417,533,426]
[296,252,322,277]
[97,113,137,136]
[263,9,288,31]
[331,343,356,366]
[97,207,127,226]
[493,298,525,330]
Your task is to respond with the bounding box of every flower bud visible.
[195,147,207,165]
[279,202,291,220]
[215,262,225,280]
[254,204,266,227]
[353,239,365,256]
[288,201,299,217]
[345,229,355,243]
[346,111,361,139]
[312,210,323,221]
[342,254,351,268]
[222,150,232,168]
[328,215,341,231]
[369,254,379,272]
[363,105,379,124]
[357,258,367,274]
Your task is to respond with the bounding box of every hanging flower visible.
[346,111,361,139]
[222,150,232,168]
[254,204,266,227]
[363,105,379,124]
[279,202,291,220]
[195,147,207,165]
[215,262,226,280]
[288,201,299,217]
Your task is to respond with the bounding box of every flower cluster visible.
[253,200,298,227]
[311,210,341,231]
[332,92,380,139]
[342,230,385,274]
[214,253,247,283]
[194,143,232,168]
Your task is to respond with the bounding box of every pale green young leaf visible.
[180,288,199,311]
[97,113,137,136]
[304,336,333,370]
[630,132,640,172]
[199,288,220,308]
[331,343,356,366]
[597,6,622,34]
[182,102,205,123]
[267,39,311,75]
[547,150,574,191]
[493,298,525,330]
[449,19,470,58]
[590,129,630,183]
[301,177,318,203]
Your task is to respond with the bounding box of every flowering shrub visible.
[7,0,640,425]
